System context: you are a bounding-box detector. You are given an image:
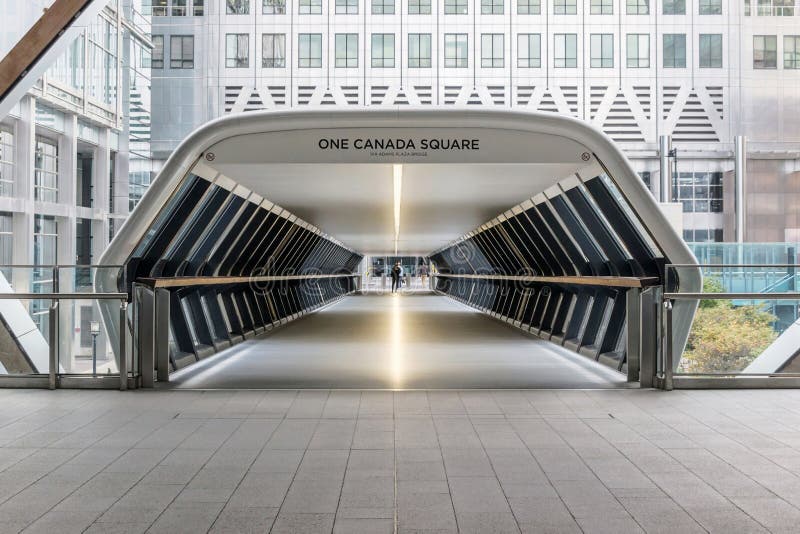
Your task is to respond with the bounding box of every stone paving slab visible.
[2,389,800,532]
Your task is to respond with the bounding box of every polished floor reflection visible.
[169,293,630,389]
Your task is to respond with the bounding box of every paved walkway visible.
[3,389,800,532]
[169,294,628,389]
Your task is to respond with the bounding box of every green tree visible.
[683,282,777,372]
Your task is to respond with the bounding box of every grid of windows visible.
[754,35,778,68]
[408,0,432,13]
[554,0,576,14]
[517,34,541,67]
[673,172,723,213]
[372,0,395,13]
[34,137,58,203]
[663,0,685,14]
[444,34,468,67]
[683,228,723,243]
[756,0,794,16]
[663,33,686,67]
[481,0,504,14]
[170,36,194,68]
[699,34,723,67]
[590,34,613,68]
[263,0,286,14]
[626,0,649,14]
[336,0,358,13]
[336,34,359,67]
[226,0,249,14]
[262,33,286,67]
[0,128,13,197]
[786,36,800,69]
[299,33,323,67]
[0,212,11,282]
[481,34,504,67]
[591,0,613,14]
[554,33,577,67]
[699,0,721,14]
[371,33,395,67]
[626,34,649,68]
[517,0,540,13]
[408,33,432,67]
[445,0,468,14]
[300,0,322,13]
[150,0,203,15]
[225,33,249,67]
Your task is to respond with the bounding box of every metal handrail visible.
[664,292,800,300]
[0,293,127,299]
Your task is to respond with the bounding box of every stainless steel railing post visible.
[119,301,128,391]
[48,300,58,390]
[664,299,674,391]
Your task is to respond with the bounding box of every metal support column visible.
[663,299,674,391]
[625,288,641,383]
[154,288,171,383]
[119,301,127,390]
[735,135,747,243]
[638,286,660,388]
[137,285,155,388]
[659,135,672,203]
[48,301,58,390]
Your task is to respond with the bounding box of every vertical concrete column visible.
[658,135,672,203]
[734,135,747,243]
[58,116,78,372]
[13,97,36,292]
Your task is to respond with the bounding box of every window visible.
[673,172,723,213]
[409,0,431,13]
[300,0,322,13]
[171,0,187,15]
[336,0,358,13]
[408,33,432,67]
[591,0,612,13]
[151,35,164,68]
[335,34,358,67]
[152,0,168,16]
[663,0,684,14]
[371,34,395,67]
[0,212,11,282]
[590,34,613,67]
[170,36,194,68]
[626,0,648,14]
[226,0,249,13]
[785,36,800,69]
[699,33,722,67]
[663,34,686,67]
[372,0,394,13]
[482,0,503,13]
[225,34,249,67]
[444,34,468,67]
[193,0,204,15]
[554,34,577,67]
[481,34,504,67]
[0,128,14,197]
[445,0,468,14]
[262,34,286,67]
[699,0,721,14]
[517,0,540,13]
[753,35,777,68]
[298,34,322,67]
[553,0,576,14]
[263,0,286,13]
[35,137,58,203]
[626,34,649,67]
[517,34,541,67]
[757,0,794,16]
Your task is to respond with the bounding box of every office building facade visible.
[148,0,800,242]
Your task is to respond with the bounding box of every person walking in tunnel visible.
[418,262,429,289]
[391,261,403,293]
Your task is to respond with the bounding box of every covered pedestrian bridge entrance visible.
[82,109,699,389]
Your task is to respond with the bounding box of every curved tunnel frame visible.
[97,108,700,380]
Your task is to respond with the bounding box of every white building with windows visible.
[0,0,153,371]
[148,0,800,243]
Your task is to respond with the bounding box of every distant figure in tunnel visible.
[391,262,403,293]
[418,263,429,289]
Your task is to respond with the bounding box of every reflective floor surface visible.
[168,293,629,389]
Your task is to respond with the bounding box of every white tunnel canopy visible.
[97,109,700,376]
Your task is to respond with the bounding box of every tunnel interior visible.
[99,110,699,389]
